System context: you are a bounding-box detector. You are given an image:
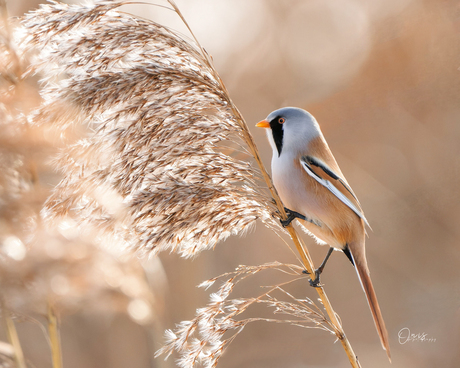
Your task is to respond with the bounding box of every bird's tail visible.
[350,245,391,362]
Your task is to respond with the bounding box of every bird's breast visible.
[271,153,321,220]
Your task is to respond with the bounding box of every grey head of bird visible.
[257,107,322,157]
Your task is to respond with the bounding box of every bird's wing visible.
[300,155,370,228]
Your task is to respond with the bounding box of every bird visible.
[256,107,390,360]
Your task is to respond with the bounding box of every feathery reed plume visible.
[156,262,336,368]
[1,1,155,324]
[20,0,277,258]
[1,9,157,368]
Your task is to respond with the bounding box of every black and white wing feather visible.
[300,156,370,228]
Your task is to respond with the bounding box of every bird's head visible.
[256,107,322,157]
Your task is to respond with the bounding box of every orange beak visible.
[256,120,270,128]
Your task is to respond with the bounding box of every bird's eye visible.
[278,117,285,124]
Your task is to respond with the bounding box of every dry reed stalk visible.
[47,302,62,368]
[17,1,361,367]
[1,304,26,368]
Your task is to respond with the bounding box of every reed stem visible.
[2,304,27,368]
[47,301,63,368]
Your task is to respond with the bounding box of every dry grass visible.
[1,3,158,366]
[0,1,369,367]
[156,262,335,368]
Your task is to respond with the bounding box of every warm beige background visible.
[5,0,460,367]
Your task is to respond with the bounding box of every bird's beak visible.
[256,120,270,128]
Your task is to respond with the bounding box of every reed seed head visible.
[19,0,277,258]
[0,10,156,323]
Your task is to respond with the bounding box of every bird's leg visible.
[309,247,334,287]
[280,207,307,227]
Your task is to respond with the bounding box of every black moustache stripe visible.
[270,117,283,156]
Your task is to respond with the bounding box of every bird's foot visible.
[280,208,306,227]
[309,269,323,288]
[302,268,323,287]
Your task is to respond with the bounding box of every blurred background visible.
[3,0,460,367]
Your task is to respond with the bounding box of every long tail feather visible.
[350,249,391,362]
